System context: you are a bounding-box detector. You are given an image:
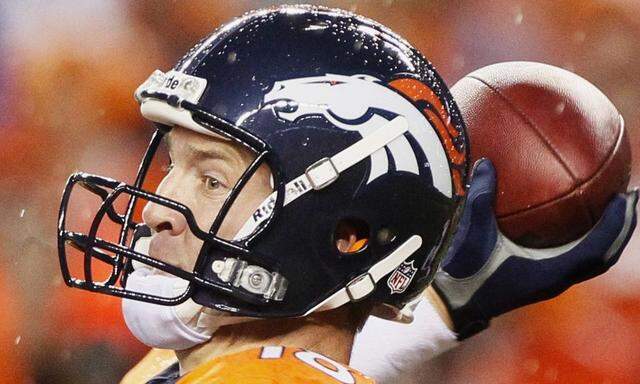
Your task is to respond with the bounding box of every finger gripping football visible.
[451,61,631,248]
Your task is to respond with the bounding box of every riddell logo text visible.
[250,179,310,222]
[163,76,180,90]
[252,195,277,221]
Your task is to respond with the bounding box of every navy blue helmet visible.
[58,5,469,318]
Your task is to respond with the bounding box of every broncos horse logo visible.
[263,74,465,198]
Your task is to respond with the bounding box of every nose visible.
[142,180,188,236]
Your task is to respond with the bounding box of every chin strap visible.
[302,115,409,191]
[304,234,423,315]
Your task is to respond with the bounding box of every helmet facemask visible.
[58,116,288,308]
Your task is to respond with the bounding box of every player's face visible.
[141,126,272,272]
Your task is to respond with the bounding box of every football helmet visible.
[57,5,469,317]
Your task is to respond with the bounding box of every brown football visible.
[451,61,631,248]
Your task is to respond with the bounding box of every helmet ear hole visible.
[334,218,370,254]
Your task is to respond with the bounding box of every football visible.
[451,61,631,248]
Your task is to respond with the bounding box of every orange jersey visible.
[177,346,374,384]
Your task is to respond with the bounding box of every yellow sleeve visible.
[178,346,375,384]
[120,348,177,384]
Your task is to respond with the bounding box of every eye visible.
[204,175,221,191]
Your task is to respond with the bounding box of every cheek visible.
[181,193,233,270]
[183,234,205,271]
[215,202,253,240]
[192,200,223,232]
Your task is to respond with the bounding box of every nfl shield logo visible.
[387,260,418,294]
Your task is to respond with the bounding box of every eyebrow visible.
[186,143,228,162]
[164,133,234,163]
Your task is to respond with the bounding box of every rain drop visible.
[514,8,524,25]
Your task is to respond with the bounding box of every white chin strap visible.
[304,234,423,315]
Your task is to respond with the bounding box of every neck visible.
[176,307,359,374]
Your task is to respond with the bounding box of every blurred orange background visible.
[0,1,638,383]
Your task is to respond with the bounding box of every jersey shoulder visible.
[177,346,375,384]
